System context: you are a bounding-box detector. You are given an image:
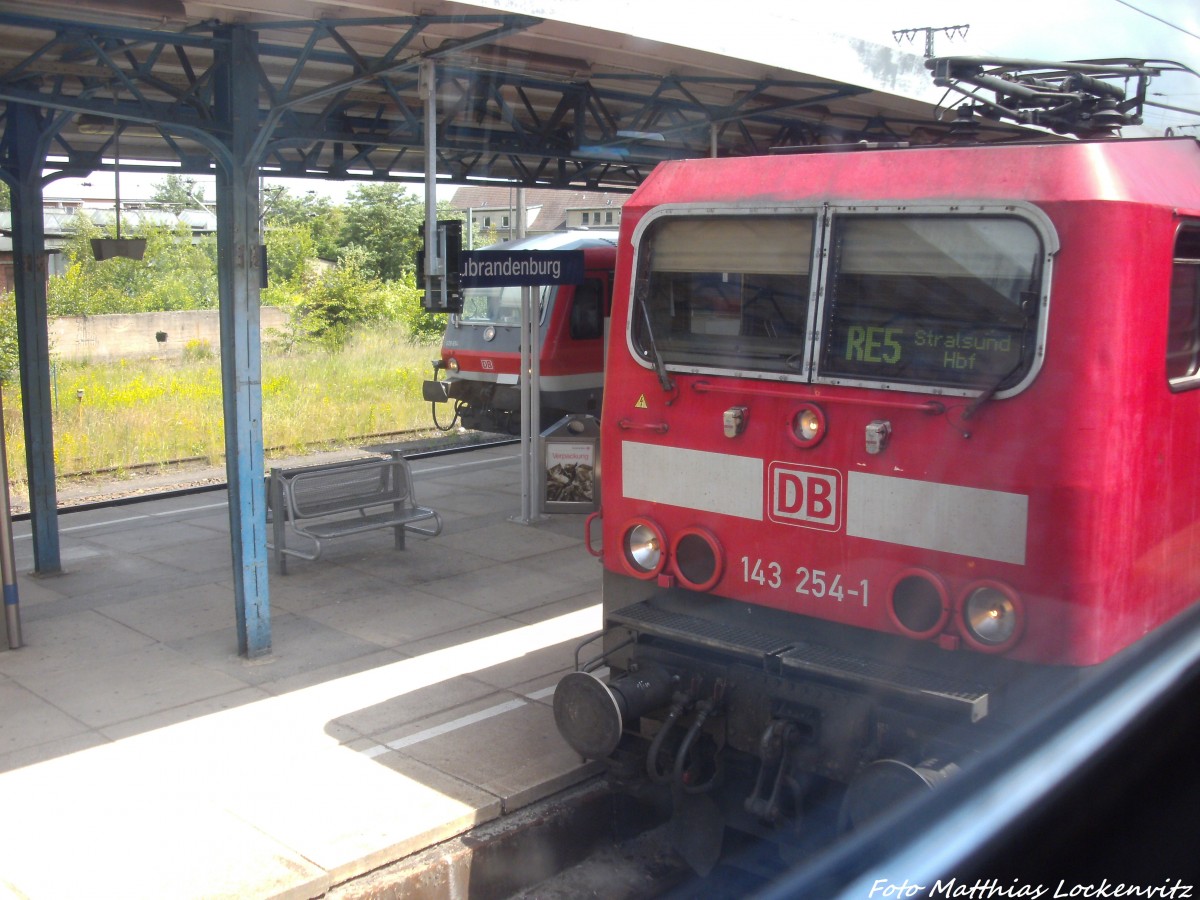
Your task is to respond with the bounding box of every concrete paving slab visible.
[101,580,247,643]
[301,586,498,647]
[165,612,393,687]
[85,517,220,552]
[521,543,605,581]
[0,729,110,777]
[331,674,502,742]
[0,760,331,900]
[267,565,402,612]
[0,678,92,755]
[96,686,271,742]
[14,642,251,729]
[22,551,188,596]
[0,608,156,676]
[218,743,493,885]
[138,533,234,574]
[508,587,602,625]
[341,540,497,585]
[431,491,528,521]
[0,574,66,608]
[421,560,588,615]
[260,647,409,697]
[463,639,578,692]
[436,520,581,562]
[396,615,537,658]
[396,697,598,813]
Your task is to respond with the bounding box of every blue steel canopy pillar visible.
[1,103,60,574]
[214,26,270,657]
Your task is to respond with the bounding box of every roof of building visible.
[448,186,626,232]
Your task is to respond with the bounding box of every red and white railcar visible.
[555,137,1200,842]
[424,231,616,433]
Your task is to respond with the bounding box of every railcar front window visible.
[820,216,1043,391]
[459,285,553,326]
[633,215,815,373]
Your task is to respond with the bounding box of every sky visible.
[488,0,1200,132]
[42,0,1200,204]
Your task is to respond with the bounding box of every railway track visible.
[53,426,482,481]
[12,429,517,518]
[329,778,799,900]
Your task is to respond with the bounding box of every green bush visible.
[47,212,218,316]
[279,246,402,350]
[182,339,214,361]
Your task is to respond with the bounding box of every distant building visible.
[447,186,627,243]
[0,200,217,293]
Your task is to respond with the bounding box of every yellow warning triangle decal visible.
[635,394,648,409]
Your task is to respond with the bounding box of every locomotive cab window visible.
[632,214,816,374]
[630,207,1050,395]
[819,216,1044,392]
[1167,224,1200,390]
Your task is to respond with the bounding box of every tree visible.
[338,184,467,343]
[263,186,330,226]
[339,184,427,283]
[264,222,318,287]
[262,186,343,261]
[150,174,206,215]
[0,180,10,212]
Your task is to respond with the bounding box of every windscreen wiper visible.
[961,288,1038,435]
[636,286,675,393]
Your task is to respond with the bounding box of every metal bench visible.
[267,451,442,574]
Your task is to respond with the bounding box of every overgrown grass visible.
[1,326,438,496]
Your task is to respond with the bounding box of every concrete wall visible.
[49,308,289,362]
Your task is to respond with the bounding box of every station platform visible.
[0,443,604,898]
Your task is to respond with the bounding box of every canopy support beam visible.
[214,25,270,657]
[3,103,60,575]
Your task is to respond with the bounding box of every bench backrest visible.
[285,457,414,519]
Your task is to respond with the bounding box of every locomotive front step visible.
[607,600,990,722]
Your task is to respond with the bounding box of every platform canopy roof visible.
[0,0,1028,193]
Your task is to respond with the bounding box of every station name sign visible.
[459,250,585,287]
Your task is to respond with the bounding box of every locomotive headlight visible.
[621,519,666,578]
[671,528,724,592]
[789,403,827,448]
[963,582,1022,650]
[446,356,460,374]
[889,570,949,638]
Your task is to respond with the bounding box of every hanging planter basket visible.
[92,108,145,263]
[90,238,146,261]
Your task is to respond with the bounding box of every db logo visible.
[480,359,494,370]
[768,463,842,531]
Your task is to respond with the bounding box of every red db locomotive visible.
[554,133,1200,855]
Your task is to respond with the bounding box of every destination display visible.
[822,318,1026,389]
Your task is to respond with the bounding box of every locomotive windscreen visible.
[459,284,554,326]
[821,216,1042,391]
[633,214,815,373]
[632,209,1046,394]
